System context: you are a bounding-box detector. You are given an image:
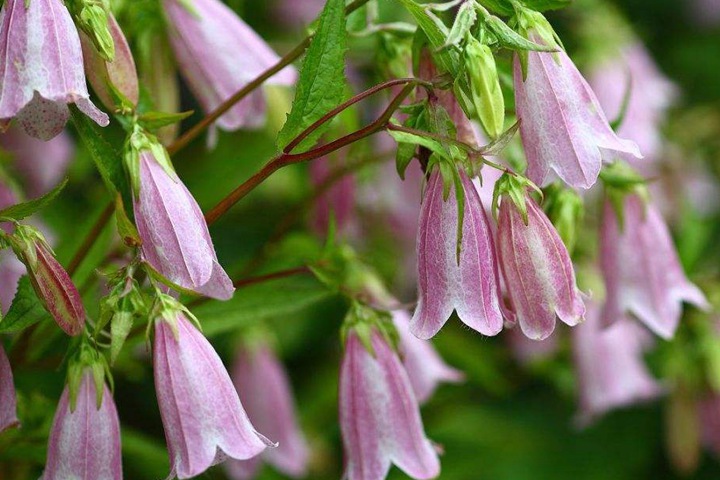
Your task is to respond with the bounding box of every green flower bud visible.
[68,0,115,61]
[464,38,505,139]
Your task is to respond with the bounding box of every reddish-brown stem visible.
[166,0,373,156]
[284,78,428,153]
[204,83,416,225]
[67,201,115,276]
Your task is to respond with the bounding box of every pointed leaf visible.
[0,179,68,221]
[277,0,348,153]
[0,276,52,334]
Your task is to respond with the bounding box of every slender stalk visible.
[166,0,374,156]
[205,83,416,225]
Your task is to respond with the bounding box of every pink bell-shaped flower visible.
[589,42,677,171]
[411,169,504,339]
[41,370,122,479]
[513,37,641,189]
[600,195,708,339]
[0,344,19,433]
[573,302,663,425]
[0,0,109,140]
[496,190,585,340]
[340,328,441,480]
[393,310,464,403]
[226,340,310,479]
[133,150,234,300]
[153,311,273,479]
[162,0,296,132]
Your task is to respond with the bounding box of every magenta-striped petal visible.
[340,331,440,480]
[600,195,708,338]
[411,170,504,339]
[42,372,122,479]
[497,195,584,340]
[513,37,641,190]
[154,315,273,479]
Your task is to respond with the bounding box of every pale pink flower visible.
[163,0,296,132]
[600,195,708,338]
[0,0,109,140]
[573,303,663,425]
[0,345,19,433]
[42,371,122,479]
[513,40,641,189]
[496,194,585,340]
[411,169,504,339]
[227,341,309,479]
[340,329,441,480]
[134,151,234,300]
[154,314,273,479]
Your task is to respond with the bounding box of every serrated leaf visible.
[277,0,348,153]
[484,15,557,52]
[192,276,334,337]
[0,178,67,221]
[0,276,51,334]
[70,106,132,211]
[138,110,194,131]
[397,0,458,75]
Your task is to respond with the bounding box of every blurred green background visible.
[2,0,720,479]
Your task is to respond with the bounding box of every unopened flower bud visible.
[69,0,115,61]
[8,225,85,336]
[465,37,505,139]
[81,13,139,111]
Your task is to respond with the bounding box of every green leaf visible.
[439,0,477,51]
[277,0,348,153]
[0,276,51,334]
[0,178,67,221]
[387,127,452,161]
[520,0,571,12]
[191,276,334,337]
[397,0,458,75]
[477,0,514,15]
[483,14,557,52]
[69,106,132,211]
[138,110,194,131]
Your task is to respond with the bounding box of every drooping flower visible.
[393,310,463,403]
[513,36,641,189]
[699,393,720,457]
[8,226,85,336]
[589,42,677,171]
[273,0,324,27]
[226,341,309,480]
[0,128,73,197]
[162,0,296,132]
[600,195,708,339]
[80,12,139,110]
[411,169,504,340]
[133,150,234,300]
[507,326,559,365]
[0,0,109,140]
[573,302,663,425]
[309,156,356,237]
[0,344,19,433]
[42,371,122,479]
[153,312,273,479]
[496,191,585,340]
[340,328,441,480]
